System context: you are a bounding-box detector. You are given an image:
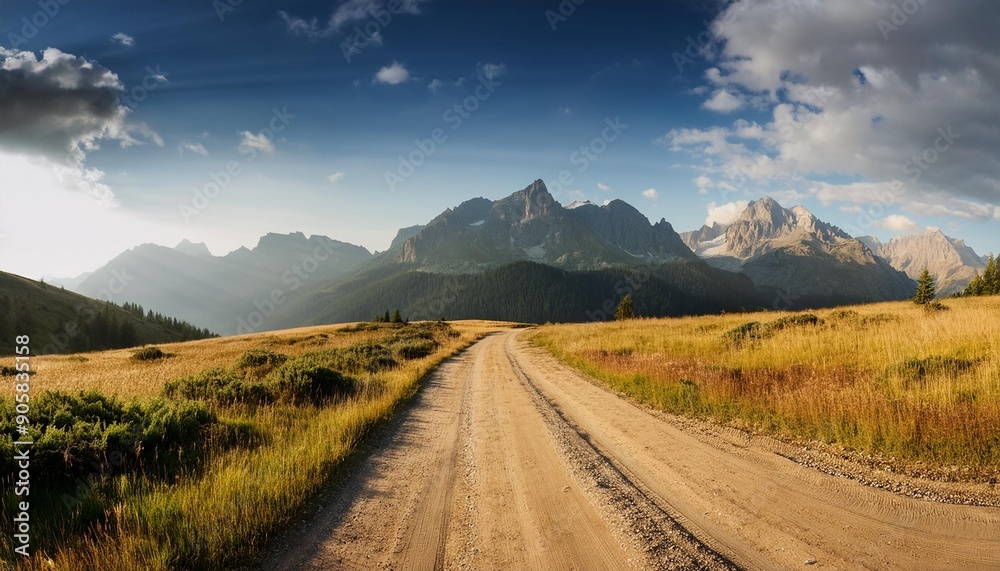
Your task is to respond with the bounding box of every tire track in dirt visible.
[261,330,1000,570]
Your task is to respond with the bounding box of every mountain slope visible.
[0,271,213,355]
[865,230,987,296]
[274,260,765,326]
[73,233,372,334]
[383,180,697,271]
[684,198,915,302]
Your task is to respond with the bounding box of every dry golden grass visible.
[5,321,511,400]
[531,297,1000,470]
[7,320,511,570]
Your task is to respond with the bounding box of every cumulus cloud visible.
[111,33,135,47]
[374,61,410,85]
[705,200,749,226]
[667,0,1000,223]
[178,142,208,156]
[327,171,345,183]
[597,182,610,192]
[237,131,275,154]
[0,47,162,205]
[881,214,919,233]
[642,188,658,200]
[701,89,743,113]
[694,175,713,194]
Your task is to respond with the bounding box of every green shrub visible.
[235,349,288,381]
[235,349,288,369]
[829,309,860,320]
[722,321,765,347]
[0,366,34,376]
[896,355,977,386]
[132,346,166,361]
[768,314,823,331]
[164,368,273,405]
[0,391,216,479]
[270,359,357,404]
[391,339,437,360]
[323,342,398,373]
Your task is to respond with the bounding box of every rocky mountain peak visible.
[876,229,987,295]
[175,239,213,258]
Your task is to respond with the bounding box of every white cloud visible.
[428,79,444,92]
[642,188,658,200]
[667,0,1000,224]
[178,142,209,156]
[327,171,345,184]
[374,61,410,85]
[881,214,919,233]
[279,1,422,40]
[694,175,713,194]
[702,89,743,113]
[331,0,419,28]
[237,131,275,154]
[596,182,610,192]
[705,200,749,226]
[111,33,135,47]
[477,62,506,80]
[279,11,323,39]
[0,47,162,206]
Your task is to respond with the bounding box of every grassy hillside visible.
[0,319,503,569]
[531,297,1000,474]
[0,271,214,355]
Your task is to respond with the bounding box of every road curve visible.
[263,330,1000,570]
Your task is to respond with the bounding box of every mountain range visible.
[857,231,988,296]
[681,197,915,303]
[47,180,991,335]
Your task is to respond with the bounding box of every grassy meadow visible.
[0,320,504,569]
[531,297,1000,475]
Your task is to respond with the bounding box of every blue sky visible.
[2,0,998,279]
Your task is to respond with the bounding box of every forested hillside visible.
[0,271,215,355]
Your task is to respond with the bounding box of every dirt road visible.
[264,330,1000,570]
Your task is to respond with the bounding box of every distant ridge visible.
[681,197,915,302]
[861,230,988,296]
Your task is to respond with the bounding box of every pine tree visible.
[913,268,936,305]
[614,294,635,320]
[391,309,403,323]
[962,254,999,297]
